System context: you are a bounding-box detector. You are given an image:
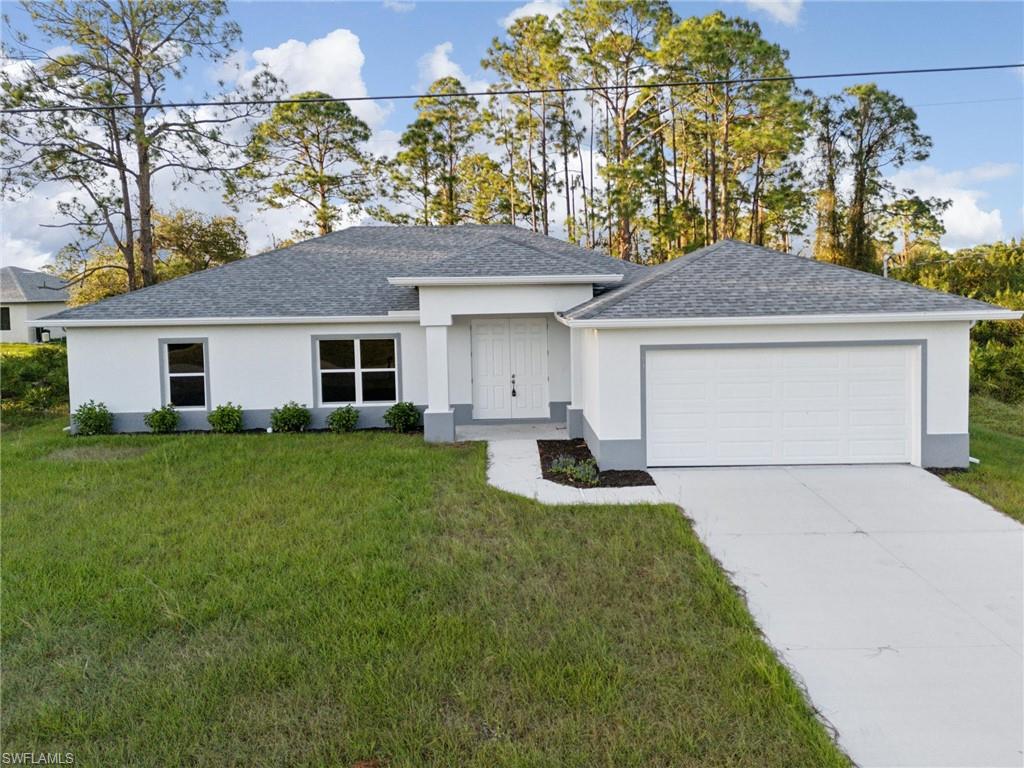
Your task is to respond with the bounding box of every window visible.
[164,341,206,408]
[1,307,10,331]
[317,337,397,405]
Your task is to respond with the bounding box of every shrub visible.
[144,404,179,434]
[971,340,1024,404]
[0,343,69,412]
[549,454,600,487]
[208,402,244,433]
[327,405,360,433]
[383,401,419,433]
[73,400,113,436]
[270,401,311,433]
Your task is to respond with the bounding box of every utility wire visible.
[1,62,1022,115]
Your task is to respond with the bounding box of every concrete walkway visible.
[653,465,1024,768]
[460,422,664,505]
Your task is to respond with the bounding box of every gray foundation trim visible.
[922,432,970,469]
[567,407,584,439]
[582,414,646,470]
[452,401,569,425]
[102,404,426,433]
[424,409,455,443]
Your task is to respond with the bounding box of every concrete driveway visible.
[653,465,1023,768]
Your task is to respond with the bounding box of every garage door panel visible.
[646,345,916,467]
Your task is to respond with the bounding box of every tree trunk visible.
[540,92,549,236]
[131,65,156,287]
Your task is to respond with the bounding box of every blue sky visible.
[2,0,1022,265]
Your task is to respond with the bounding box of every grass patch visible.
[1,419,849,766]
[45,444,151,462]
[939,396,1024,523]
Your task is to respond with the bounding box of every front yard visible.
[941,396,1024,523]
[0,419,848,766]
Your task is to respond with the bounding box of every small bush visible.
[144,404,179,434]
[550,454,600,487]
[550,455,577,474]
[0,343,69,413]
[383,401,420,433]
[208,402,244,433]
[327,405,360,433]
[73,400,113,436]
[270,401,311,433]
[971,340,1024,404]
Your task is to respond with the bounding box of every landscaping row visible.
[72,400,421,435]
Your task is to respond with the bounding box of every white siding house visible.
[1,266,68,343]
[35,227,1019,469]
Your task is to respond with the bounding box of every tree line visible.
[0,0,960,302]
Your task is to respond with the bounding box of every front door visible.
[471,318,549,420]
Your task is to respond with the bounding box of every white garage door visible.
[645,345,917,466]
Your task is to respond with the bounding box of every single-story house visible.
[1,266,68,343]
[35,225,1019,469]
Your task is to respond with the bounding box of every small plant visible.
[549,454,600,487]
[144,404,179,434]
[208,402,244,433]
[383,401,420,433]
[270,401,311,433]
[327,405,360,433]
[550,455,577,474]
[73,400,113,436]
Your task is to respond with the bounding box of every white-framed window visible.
[317,337,398,405]
[163,340,207,408]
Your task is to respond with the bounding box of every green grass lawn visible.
[1,419,848,767]
[939,396,1024,523]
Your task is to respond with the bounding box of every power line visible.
[2,62,1022,115]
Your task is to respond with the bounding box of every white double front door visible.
[471,318,549,420]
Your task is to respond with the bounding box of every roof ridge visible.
[564,240,728,318]
[490,233,624,274]
[739,240,999,310]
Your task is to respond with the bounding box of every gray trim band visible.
[566,407,584,439]
[424,410,455,443]
[921,432,970,469]
[102,404,426,433]
[451,401,568,425]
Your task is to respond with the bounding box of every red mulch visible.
[537,439,655,488]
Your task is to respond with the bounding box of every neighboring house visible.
[35,226,1020,468]
[1,266,69,344]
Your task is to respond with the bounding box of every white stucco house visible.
[35,225,1019,469]
[1,266,68,343]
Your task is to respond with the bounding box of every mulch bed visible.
[537,439,655,489]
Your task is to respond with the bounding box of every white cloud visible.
[383,0,415,12]
[500,0,564,28]
[416,42,490,94]
[890,163,1016,249]
[743,0,803,25]
[239,29,389,128]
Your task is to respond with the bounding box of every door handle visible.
[511,373,517,398]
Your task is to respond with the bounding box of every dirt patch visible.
[537,439,655,489]
[46,445,151,462]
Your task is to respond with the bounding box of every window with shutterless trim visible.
[0,307,10,331]
[317,337,398,405]
[164,341,207,408]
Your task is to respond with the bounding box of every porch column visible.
[567,326,585,439]
[423,324,455,442]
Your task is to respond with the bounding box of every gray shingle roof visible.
[1,266,68,304]
[563,239,1005,321]
[43,225,635,322]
